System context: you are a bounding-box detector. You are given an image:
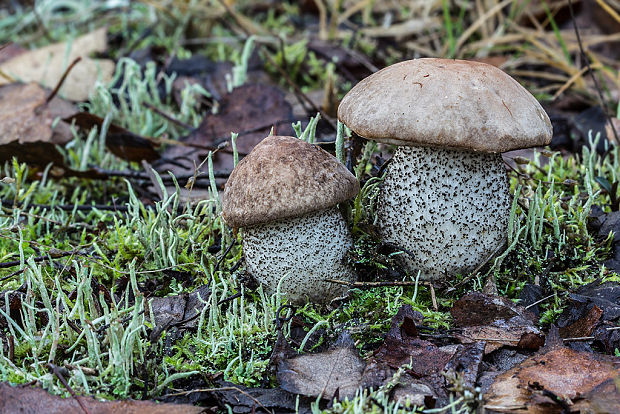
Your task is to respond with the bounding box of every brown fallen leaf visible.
[484,329,620,413]
[360,305,458,408]
[555,279,620,353]
[559,304,604,339]
[0,82,74,166]
[158,83,294,179]
[277,332,365,400]
[0,28,115,101]
[0,382,208,414]
[369,307,452,376]
[451,292,545,353]
[572,377,620,414]
[65,112,160,162]
[148,285,210,336]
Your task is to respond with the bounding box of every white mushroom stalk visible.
[379,146,510,279]
[338,58,553,280]
[222,135,359,304]
[242,207,354,304]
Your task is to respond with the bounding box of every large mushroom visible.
[338,58,552,280]
[222,135,359,304]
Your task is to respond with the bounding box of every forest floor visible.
[0,1,620,413]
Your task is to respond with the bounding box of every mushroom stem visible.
[378,146,510,279]
[242,206,355,304]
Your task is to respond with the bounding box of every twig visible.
[0,250,77,269]
[445,241,506,292]
[46,57,82,103]
[0,268,26,282]
[143,102,194,130]
[326,279,431,288]
[1,200,130,212]
[562,326,620,342]
[211,118,297,147]
[214,241,236,272]
[524,293,556,309]
[430,282,438,311]
[47,363,91,414]
[217,292,242,305]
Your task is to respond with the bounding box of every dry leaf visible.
[451,292,544,353]
[0,382,208,414]
[65,112,160,162]
[277,333,364,400]
[0,28,115,101]
[0,82,74,166]
[484,339,620,413]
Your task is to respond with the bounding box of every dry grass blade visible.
[595,0,620,25]
[451,0,515,57]
[552,64,598,100]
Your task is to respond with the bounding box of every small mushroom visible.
[338,58,552,280]
[222,135,359,304]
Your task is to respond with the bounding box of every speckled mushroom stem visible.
[242,207,355,304]
[378,146,511,280]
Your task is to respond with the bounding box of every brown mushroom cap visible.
[222,135,359,228]
[338,58,553,153]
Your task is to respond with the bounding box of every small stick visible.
[0,267,26,282]
[217,292,242,305]
[525,293,556,309]
[46,57,82,103]
[8,334,14,362]
[47,363,91,414]
[143,102,194,130]
[326,279,431,288]
[430,282,438,311]
[0,251,75,269]
[214,241,236,272]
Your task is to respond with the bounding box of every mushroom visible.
[338,58,552,280]
[222,135,359,304]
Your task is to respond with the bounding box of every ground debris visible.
[590,207,620,269]
[0,82,74,166]
[65,112,160,162]
[148,285,210,336]
[556,279,620,352]
[0,28,114,101]
[451,292,545,353]
[360,305,472,408]
[157,83,294,180]
[484,328,620,413]
[211,380,312,414]
[277,331,365,400]
[0,382,209,414]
